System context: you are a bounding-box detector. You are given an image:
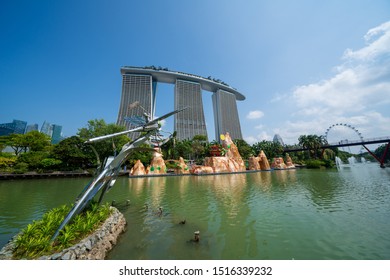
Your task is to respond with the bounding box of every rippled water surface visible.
[1,164,389,259]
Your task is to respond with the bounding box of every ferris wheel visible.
[324,123,364,154]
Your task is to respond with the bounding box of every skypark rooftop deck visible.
[121,66,245,101]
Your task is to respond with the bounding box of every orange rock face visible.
[130,160,146,176]
[190,165,214,174]
[285,154,295,169]
[248,156,260,170]
[147,149,166,175]
[259,150,271,170]
[200,132,247,173]
[174,157,190,174]
[271,157,287,169]
[248,150,271,171]
[221,132,246,172]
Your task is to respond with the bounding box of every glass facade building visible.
[174,79,207,140]
[212,90,242,141]
[51,124,63,144]
[0,119,27,136]
[117,67,245,142]
[116,74,157,140]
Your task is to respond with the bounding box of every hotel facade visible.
[117,66,245,142]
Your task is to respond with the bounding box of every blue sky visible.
[1,0,390,146]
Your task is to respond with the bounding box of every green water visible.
[1,164,389,259]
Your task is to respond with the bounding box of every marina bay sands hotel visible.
[117,66,245,141]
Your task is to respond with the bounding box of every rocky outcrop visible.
[222,133,246,172]
[259,150,271,170]
[285,154,295,169]
[271,157,287,170]
[147,148,166,175]
[248,156,261,170]
[174,157,190,174]
[130,160,146,176]
[0,207,126,260]
[248,150,271,171]
[197,132,246,174]
[190,165,214,174]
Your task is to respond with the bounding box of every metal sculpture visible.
[51,106,186,241]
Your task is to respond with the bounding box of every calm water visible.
[1,164,389,260]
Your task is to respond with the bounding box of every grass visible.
[12,201,112,259]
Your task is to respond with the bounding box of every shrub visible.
[13,202,112,259]
[306,160,323,169]
[13,162,29,174]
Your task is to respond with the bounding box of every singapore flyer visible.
[324,123,364,154]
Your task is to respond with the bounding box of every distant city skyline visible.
[1,1,389,145]
[0,119,63,144]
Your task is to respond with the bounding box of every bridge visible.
[284,136,390,168]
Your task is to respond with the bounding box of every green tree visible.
[233,139,253,159]
[4,134,28,156]
[175,139,193,160]
[191,135,207,163]
[252,140,283,159]
[77,119,130,165]
[52,136,92,170]
[374,144,390,163]
[24,131,51,152]
[298,134,327,159]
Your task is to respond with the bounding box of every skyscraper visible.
[116,73,157,140]
[40,121,53,137]
[51,124,63,144]
[212,90,242,141]
[0,119,27,136]
[117,66,245,142]
[25,124,39,133]
[174,79,207,140]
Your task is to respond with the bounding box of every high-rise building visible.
[273,134,284,146]
[212,89,242,141]
[51,124,63,144]
[25,124,39,133]
[0,119,27,136]
[116,73,157,140]
[117,66,245,142]
[174,79,207,140]
[40,121,53,137]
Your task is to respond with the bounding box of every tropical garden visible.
[0,120,385,174]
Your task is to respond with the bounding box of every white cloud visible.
[273,21,390,144]
[343,21,390,61]
[244,131,272,145]
[246,110,264,119]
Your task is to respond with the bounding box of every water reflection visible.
[1,168,390,260]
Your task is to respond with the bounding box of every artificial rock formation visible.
[190,165,214,174]
[174,157,190,174]
[271,155,296,170]
[271,157,287,169]
[285,154,295,169]
[222,132,246,172]
[194,132,246,174]
[130,160,146,176]
[259,150,271,170]
[248,150,271,171]
[146,148,166,175]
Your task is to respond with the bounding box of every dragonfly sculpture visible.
[51,106,186,241]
